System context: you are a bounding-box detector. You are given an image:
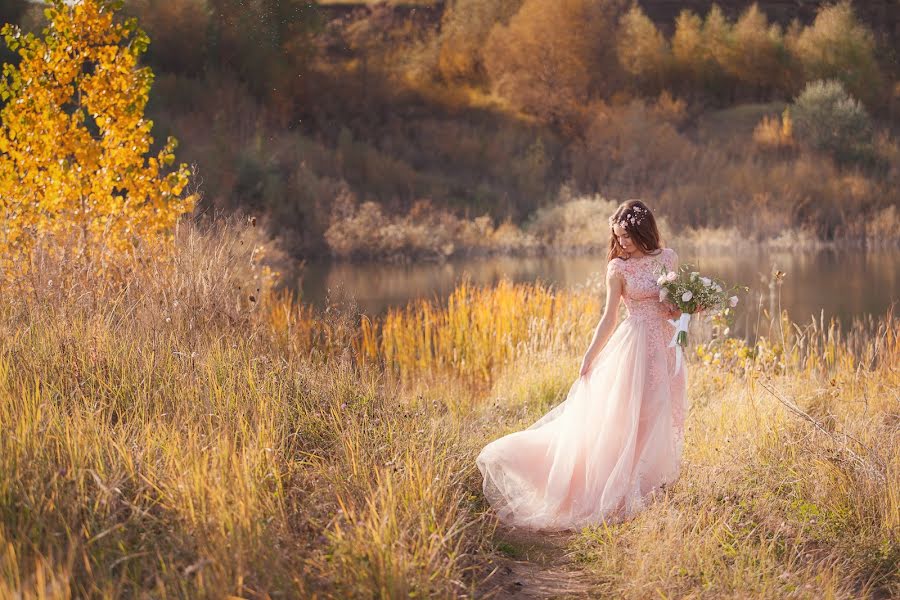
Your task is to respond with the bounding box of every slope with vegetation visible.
[6,0,895,259]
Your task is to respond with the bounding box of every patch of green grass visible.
[495,541,524,559]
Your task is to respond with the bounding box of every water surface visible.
[297,247,900,338]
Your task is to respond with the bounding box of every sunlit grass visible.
[0,222,488,598]
[359,277,597,385]
[0,221,896,597]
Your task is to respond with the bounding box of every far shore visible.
[307,232,900,265]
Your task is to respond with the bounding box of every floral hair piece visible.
[608,205,649,229]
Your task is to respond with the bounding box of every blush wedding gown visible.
[476,247,688,531]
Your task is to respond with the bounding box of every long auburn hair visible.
[607,199,662,262]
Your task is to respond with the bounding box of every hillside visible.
[316,0,898,44]
[10,0,894,259]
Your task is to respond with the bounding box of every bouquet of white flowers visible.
[656,265,745,374]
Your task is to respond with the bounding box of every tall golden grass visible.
[0,219,488,598]
[0,220,896,597]
[359,277,598,385]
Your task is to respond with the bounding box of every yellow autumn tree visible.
[437,0,524,83]
[722,4,785,94]
[792,1,881,106]
[617,5,670,94]
[0,0,196,277]
[484,0,624,127]
[672,10,706,83]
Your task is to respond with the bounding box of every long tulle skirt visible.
[476,317,686,531]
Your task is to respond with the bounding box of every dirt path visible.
[476,526,600,599]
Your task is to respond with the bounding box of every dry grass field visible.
[0,221,896,598]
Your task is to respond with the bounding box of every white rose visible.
[665,271,677,282]
[682,291,693,302]
[657,275,667,285]
[729,296,739,307]
[700,277,711,287]
[714,284,722,292]
[659,288,668,301]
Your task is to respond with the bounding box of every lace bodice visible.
[607,247,677,323]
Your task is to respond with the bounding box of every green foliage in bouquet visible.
[656,264,748,347]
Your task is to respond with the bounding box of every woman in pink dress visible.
[476,199,688,531]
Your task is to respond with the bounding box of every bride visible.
[476,199,688,531]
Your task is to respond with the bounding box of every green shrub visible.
[790,79,872,163]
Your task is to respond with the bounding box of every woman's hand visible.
[579,351,595,377]
[665,303,681,319]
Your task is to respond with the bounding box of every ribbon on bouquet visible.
[667,312,692,376]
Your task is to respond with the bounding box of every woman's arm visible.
[579,267,624,377]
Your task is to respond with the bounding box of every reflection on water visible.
[296,248,900,338]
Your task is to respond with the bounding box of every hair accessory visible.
[608,205,649,229]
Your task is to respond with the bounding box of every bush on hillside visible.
[569,99,695,198]
[790,80,873,163]
[753,108,795,150]
[524,189,617,252]
[323,192,539,260]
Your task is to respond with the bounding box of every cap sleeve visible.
[607,258,625,279]
[664,247,678,270]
